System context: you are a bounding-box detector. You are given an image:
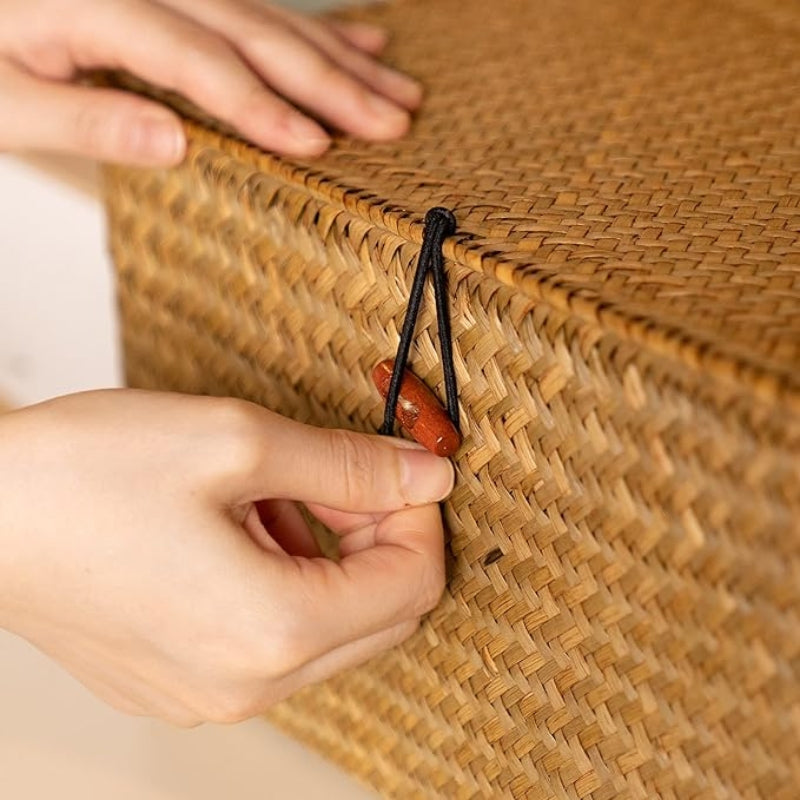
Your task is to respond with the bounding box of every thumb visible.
[223,409,455,514]
[0,60,185,165]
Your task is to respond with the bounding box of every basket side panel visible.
[104,150,800,799]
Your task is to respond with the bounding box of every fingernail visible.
[287,115,330,154]
[399,449,455,505]
[364,92,410,132]
[140,118,185,163]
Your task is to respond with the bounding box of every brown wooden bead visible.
[373,359,462,458]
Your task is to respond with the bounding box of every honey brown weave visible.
[103,0,800,796]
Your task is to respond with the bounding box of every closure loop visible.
[379,207,460,441]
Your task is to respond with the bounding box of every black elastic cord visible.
[380,207,459,436]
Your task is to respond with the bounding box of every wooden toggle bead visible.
[373,359,462,458]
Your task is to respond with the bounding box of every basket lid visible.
[272,0,800,409]
[116,0,800,409]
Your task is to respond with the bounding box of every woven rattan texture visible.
[104,0,800,797]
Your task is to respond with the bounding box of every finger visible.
[273,503,445,660]
[305,502,384,537]
[325,20,389,56]
[255,499,322,558]
[0,60,185,165]
[160,0,413,139]
[70,0,330,157]
[158,0,391,55]
[304,503,385,557]
[269,6,422,110]
[277,618,419,697]
[304,504,378,559]
[239,503,284,556]
[338,525,380,558]
[89,675,202,728]
[29,636,202,727]
[219,410,454,513]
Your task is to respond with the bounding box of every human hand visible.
[0,389,452,726]
[0,0,421,165]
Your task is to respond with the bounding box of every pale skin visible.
[0,1,452,727]
[0,0,422,163]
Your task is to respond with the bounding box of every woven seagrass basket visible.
[103,0,800,796]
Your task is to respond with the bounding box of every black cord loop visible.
[379,207,459,437]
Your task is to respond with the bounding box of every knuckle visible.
[73,98,152,160]
[414,558,446,616]
[231,82,275,124]
[239,596,313,677]
[202,688,258,725]
[210,398,265,471]
[213,396,261,434]
[233,566,317,676]
[260,602,316,676]
[73,103,108,154]
[345,49,382,83]
[303,49,354,93]
[393,618,421,647]
[267,631,308,677]
[313,54,344,84]
[167,714,203,729]
[326,429,377,509]
[183,30,236,70]
[171,33,237,95]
